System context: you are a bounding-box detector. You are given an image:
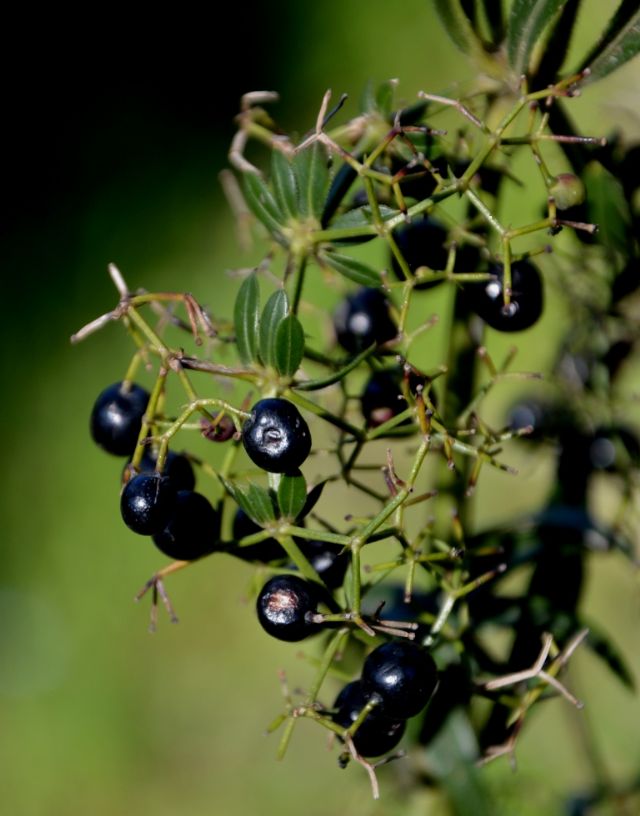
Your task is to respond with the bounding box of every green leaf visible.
[233,273,260,365]
[242,171,287,244]
[507,0,567,77]
[582,160,631,254]
[293,141,330,219]
[425,710,492,816]
[259,289,289,368]
[580,3,640,83]
[584,620,635,690]
[297,480,327,520]
[531,0,581,88]
[328,205,398,245]
[274,314,305,377]
[220,476,277,525]
[321,251,382,286]
[271,150,299,221]
[375,80,396,118]
[434,0,497,73]
[244,483,278,524]
[277,471,307,520]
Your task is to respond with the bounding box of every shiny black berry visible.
[124,449,195,493]
[242,399,311,474]
[333,288,397,354]
[256,575,319,642]
[361,369,412,428]
[231,508,286,563]
[332,681,406,757]
[120,473,177,536]
[90,382,150,456]
[152,490,219,560]
[298,540,349,590]
[361,641,438,719]
[391,216,480,288]
[464,260,543,332]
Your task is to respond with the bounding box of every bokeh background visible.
[2,3,640,814]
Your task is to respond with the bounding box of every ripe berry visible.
[299,540,349,590]
[391,216,480,288]
[242,398,311,474]
[256,574,319,642]
[90,382,150,456]
[361,369,412,428]
[124,449,195,493]
[331,681,406,757]
[361,640,438,719]
[333,288,397,354]
[231,508,286,563]
[464,260,543,333]
[120,473,177,536]
[153,490,219,560]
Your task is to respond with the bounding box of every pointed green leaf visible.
[271,149,299,220]
[233,272,260,365]
[277,471,307,520]
[219,477,277,525]
[531,0,581,88]
[328,205,399,246]
[259,289,289,368]
[293,141,330,219]
[274,314,305,377]
[583,160,631,253]
[425,710,492,816]
[507,0,567,77]
[245,483,278,524]
[375,80,396,118]
[322,251,382,286]
[580,5,640,84]
[297,480,327,520]
[584,621,635,690]
[242,171,287,244]
[434,0,499,74]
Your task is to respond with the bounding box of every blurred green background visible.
[2,3,640,815]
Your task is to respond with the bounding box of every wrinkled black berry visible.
[256,575,319,642]
[242,399,311,474]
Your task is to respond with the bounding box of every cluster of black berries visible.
[256,571,438,758]
[330,641,438,758]
[91,384,315,563]
[390,217,544,333]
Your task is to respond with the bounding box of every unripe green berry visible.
[549,173,586,211]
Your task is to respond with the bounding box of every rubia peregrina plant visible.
[73,0,640,808]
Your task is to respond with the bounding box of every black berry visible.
[332,681,406,757]
[152,490,219,560]
[231,508,286,563]
[361,369,412,428]
[464,260,543,333]
[242,398,311,474]
[391,216,480,288]
[120,473,177,536]
[124,449,195,493]
[90,382,150,456]
[333,288,397,354]
[298,540,350,590]
[361,640,438,719]
[256,575,319,642]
